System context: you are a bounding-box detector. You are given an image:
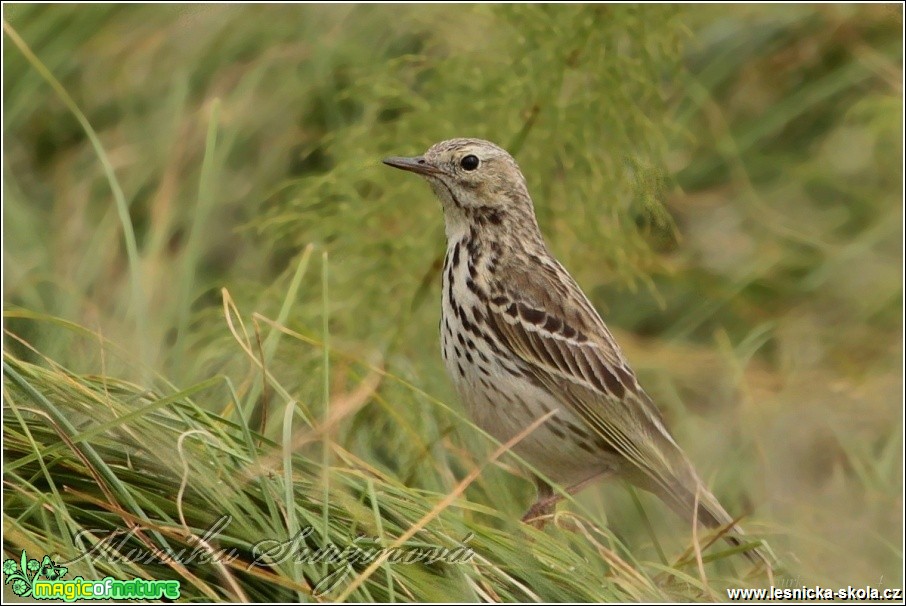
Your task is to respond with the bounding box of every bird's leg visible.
[521,472,610,527]
[564,471,608,497]
[521,478,558,527]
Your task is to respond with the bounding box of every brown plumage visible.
[384,138,772,567]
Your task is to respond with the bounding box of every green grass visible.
[3,3,902,601]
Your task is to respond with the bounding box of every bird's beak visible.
[382,155,443,177]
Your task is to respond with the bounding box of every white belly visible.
[440,250,616,486]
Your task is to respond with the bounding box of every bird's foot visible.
[521,472,609,528]
[520,494,561,528]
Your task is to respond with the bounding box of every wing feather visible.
[484,282,691,498]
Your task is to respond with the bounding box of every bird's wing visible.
[480,261,766,560]
[482,261,695,498]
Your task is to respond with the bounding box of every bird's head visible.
[383,138,539,237]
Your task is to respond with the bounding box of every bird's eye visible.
[460,155,480,171]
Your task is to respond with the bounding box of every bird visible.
[383,137,771,567]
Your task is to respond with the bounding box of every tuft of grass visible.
[4,305,767,601]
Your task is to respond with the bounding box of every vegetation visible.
[4,4,901,601]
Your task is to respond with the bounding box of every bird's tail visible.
[674,480,773,569]
[634,463,775,569]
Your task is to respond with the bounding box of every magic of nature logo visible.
[3,550,180,601]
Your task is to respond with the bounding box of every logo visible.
[3,550,180,601]
[3,551,68,598]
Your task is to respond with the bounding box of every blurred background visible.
[4,3,902,601]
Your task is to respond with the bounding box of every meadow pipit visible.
[384,138,771,566]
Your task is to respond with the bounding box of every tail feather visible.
[632,461,774,569]
[684,483,773,569]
